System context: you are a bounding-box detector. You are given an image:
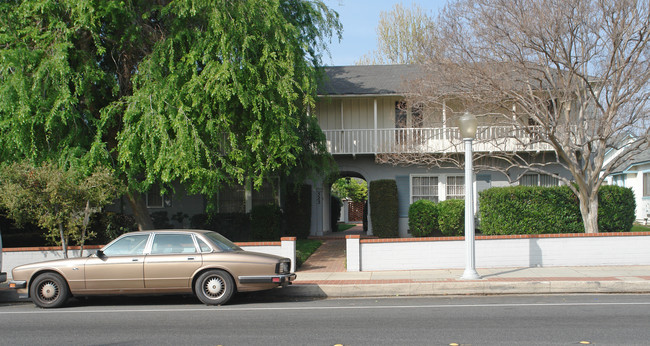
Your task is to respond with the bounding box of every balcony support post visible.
[373,98,378,154]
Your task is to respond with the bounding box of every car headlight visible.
[276,261,290,274]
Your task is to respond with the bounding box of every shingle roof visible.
[317,65,421,96]
[612,149,650,173]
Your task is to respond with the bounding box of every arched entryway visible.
[330,171,368,235]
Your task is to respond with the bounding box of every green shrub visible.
[330,195,342,231]
[438,199,465,236]
[598,185,635,232]
[89,212,138,245]
[369,179,399,238]
[191,212,251,241]
[408,199,439,236]
[284,184,312,239]
[151,211,173,229]
[250,204,282,240]
[478,186,583,235]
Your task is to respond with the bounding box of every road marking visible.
[2,301,650,315]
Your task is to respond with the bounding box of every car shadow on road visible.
[59,290,322,308]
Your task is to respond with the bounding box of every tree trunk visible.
[578,191,599,234]
[79,200,91,256]
[59,222,68,258]
[126,190,154,231]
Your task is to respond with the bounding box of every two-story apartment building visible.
[309,65,572,237]
[108,64,573,237]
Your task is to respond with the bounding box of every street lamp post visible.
[458,112,481,280]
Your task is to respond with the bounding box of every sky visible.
[322,0,448,66]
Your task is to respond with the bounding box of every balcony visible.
[322,126,553,155]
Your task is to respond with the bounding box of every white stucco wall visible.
[347,234,650,271]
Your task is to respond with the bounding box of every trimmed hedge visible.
[408,199,439,236]
[191,212,251,241]
[250,204,282,241]
[598,185,635,232]
[479,186,582,235]
[284,184,312,239]
[330,195,342,231]
[369,179,399,238]
[479,185,635,235]
[438,199,465,236]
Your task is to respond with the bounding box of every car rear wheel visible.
[195,269,235,305]
[30,273,70,308]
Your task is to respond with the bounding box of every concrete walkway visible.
[299,224,366,273]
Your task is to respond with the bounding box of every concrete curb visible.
[271,280,650,298]
[4,280,650,304]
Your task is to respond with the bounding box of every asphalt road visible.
[1,293,649,345]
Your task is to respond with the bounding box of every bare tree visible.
[382,0,650,233]
[356,3,434,65]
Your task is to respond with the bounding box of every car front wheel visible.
[194,269,235,305]
[30,273,70,308]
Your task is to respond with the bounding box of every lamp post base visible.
[461,268,481,280]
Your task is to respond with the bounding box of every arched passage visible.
[329,171,369,234]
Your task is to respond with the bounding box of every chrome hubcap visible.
[40,282,58,300]
[204,277,225,298]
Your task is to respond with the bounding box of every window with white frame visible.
[411,175,438,202]
[252,178,280,207]
[612,175,626,187]
[520,173,559,187]
[644,172,650,197]
[146,185,170,208]
[446,176,465,199]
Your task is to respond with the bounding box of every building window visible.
[253,178,279,207]
[644,172,650,197]
[412,176,438,202]
[521,173,559,187]
[612,175,626,187]
[218,184,245,213]
[446,176,465,199]
[146,185,171,208]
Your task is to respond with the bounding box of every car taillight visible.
[276,261,290,274]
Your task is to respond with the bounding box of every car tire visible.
[30,273,70,308]
[194,269,235,305]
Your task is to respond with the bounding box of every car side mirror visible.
[96,250,105,258]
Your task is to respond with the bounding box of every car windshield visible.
[203,232,242,252]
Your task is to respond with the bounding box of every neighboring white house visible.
[605,149,650,224]
[308,65,572,237]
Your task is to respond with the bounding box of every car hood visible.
[13,257,89,272]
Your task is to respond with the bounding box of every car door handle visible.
[187,257,195,260]
[132,258,139,262]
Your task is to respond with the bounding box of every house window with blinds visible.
[644,172,650,197]
[520,173,559,187]
[446,176,465,199]
[411,176,438,202]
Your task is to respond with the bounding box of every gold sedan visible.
[9,230,295,308]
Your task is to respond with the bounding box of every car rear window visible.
[203,232,241,252]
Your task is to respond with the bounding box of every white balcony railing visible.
[323,126,553,155]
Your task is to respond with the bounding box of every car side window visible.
[197,238,212,252]
[102,234,150,256]
[151,234,197,254]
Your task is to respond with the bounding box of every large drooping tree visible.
[1,0,341,230]
[386,0,650,233]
